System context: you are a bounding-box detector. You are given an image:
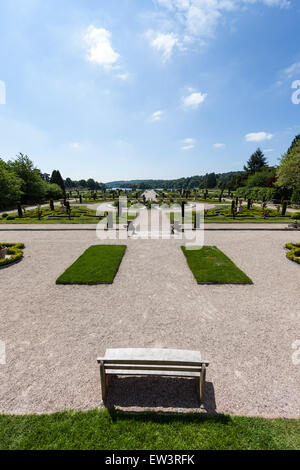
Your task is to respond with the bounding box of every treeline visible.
[107,172,240,190]
[0,153,64,210]
[106,135,300,203]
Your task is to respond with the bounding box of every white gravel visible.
[0,226,299,417]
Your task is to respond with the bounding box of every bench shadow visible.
[104,376,217,414]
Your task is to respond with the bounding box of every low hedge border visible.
[285,243,300,264]
[0,243,25,268]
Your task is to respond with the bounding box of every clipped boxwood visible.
[285,243,300,265]
[0,243,25,268]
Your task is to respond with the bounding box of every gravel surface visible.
[0,225,299,417]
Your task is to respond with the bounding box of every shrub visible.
[290,212,300,220]
[285,243,300,264]
[0,243,25,267]
[291,189,300,204]
[1,213,8,218]
[6,215,15,220]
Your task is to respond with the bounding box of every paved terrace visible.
[0,221,299,417]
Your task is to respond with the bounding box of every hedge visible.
[285,243,300,264]
[0,243,25,267]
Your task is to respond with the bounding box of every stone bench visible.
[97,348,209,404]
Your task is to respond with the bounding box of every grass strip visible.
[56,245,126,285]
[181,246,253,284]
[0,409,299,450]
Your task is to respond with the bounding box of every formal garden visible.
[0,139,299,451]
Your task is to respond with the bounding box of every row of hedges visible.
[235,187,300,203]
[0,243,25,267]
[285,243,300,264]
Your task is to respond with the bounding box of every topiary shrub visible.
[0,243,25,267]
[285,243,300,264]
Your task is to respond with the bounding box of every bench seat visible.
[97,348,209,404]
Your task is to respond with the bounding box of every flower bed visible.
[0,243,25,268]
[285,243,300,264]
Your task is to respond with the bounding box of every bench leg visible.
[199,365,206,404]
[100,361,106,401]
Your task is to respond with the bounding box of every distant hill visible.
[106,172,242,190]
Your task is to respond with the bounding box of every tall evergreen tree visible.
[50,170,65,192]
[244,149,268,174]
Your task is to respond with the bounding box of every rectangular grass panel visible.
[56,245,127,285]
[181,246,253,285]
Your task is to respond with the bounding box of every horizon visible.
[0,0,300,181]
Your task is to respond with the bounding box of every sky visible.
[0,0,300,182]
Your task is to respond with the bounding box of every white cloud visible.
[263,148,274,153]
[245,132,273,142]
[213,143,226,149]
[182,91,207,109]
[147,31,179,61]
[84,26,120,69]
[149,110,164,122]
[152,0,290,53]
[181,137,196,150]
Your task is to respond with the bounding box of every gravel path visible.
[0,228,299,417]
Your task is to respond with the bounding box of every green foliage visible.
[246,168,276,188]
[0,206,106,224]
[50,170,65,192]
[56,245,127,284]
[291,188,300,204]
[0,243,25,267]
[0,409,299,450]
[181,246,253,284]
[7,153,47,204]
[277,135,300,189]
[290,212,300,219]
[44,183,63,200]
[235,186,279,201]
[0,159,23,210]
[244,148,268,174]
[285,243,300,264]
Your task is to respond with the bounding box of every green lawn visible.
[169,206,292,224]
[0,206,137,224]
[182,246,253,284]
[56,245,127,285]
[0,409,299,450]
[0,206,104,224]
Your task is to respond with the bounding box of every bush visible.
[1,213,8,218]
[285,243,300,264]
[0,243,25,267]
[6,215,15,220]
[291,189,300,204]
[290,212,300,220]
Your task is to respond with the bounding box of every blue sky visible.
[0,0,300,182]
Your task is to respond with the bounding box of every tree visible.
[65,177,74,189]
[244,149,268,174]
[87,178,97,190]
[276,135,300,189]
[205,173,217,189]
[50,170,65,193]
[7,153,46,203]
[0,159,23,209]
[246,167,277,188]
